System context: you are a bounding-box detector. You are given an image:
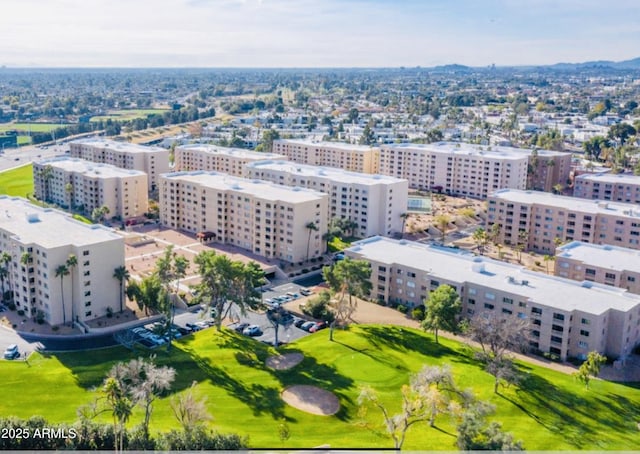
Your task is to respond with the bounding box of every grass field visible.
[0,163,33,197]
[90,109,170,122]
[0,325,638,450]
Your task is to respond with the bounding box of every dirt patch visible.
[266,352,304,370]
[281,385,340,416]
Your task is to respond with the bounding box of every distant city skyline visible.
[2,0,639,68]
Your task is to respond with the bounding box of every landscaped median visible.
[0,325,638,450]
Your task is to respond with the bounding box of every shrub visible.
[301,290,335,323]
[411,305,426,321]
[397,304,408,314]
[17,310,24,316]
[6,302,16,311]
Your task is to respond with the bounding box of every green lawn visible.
[90,109,169,122]
[0,163,33,197]
[328,236,353,252]
[0,326,638,450]
[0,122,72,133]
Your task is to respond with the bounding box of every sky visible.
[1,0,639,68]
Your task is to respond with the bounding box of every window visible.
[553,313,565,321]
[82,250,89,256]
[551,335,563,344]
[485,292,495,300]
[580,329,590,337]
[484,303,495,310]
[503,297,513,304]
[578,341,589,349]
[581,318,590,325]
[531,307,542,315]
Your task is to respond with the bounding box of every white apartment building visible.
[574,173,640,204]
[346,236,640,361]
[273,139,380,174]
[555,241,640,295]
[33,157,148,221]
[159,171,328,263]
[245,160,408,238]
[69,139,170,192]
[488,189,640,253]
[174,144,286,175]
[378,142,571,197]
[0,196,124,326]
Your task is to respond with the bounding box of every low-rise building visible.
[346,236,640,361]
[69,139,169,192]
[555,241,640,294]
[574,173,640,204]
[33,157,148,221]
[0,196,124,326]
[245,160,408,238]
[378,142,571,196]
[159,171,328,263]
[273,139,380,174]
[174,144,286,175]
[488,189,640,253]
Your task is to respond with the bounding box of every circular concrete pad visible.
[265,352,304,370]
[281,385,340,416]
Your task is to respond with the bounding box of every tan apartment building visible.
[33,157,148,221]
[0,196,124,326]
[69,139,169,192]
[488,189,640,254]
[378,142,571,197]
[555,241,640,294]
[159,171,328,263]
[574,173,640,204]
[346,236,640,361]
[174,144,286,175]
[245,160,408,238]
[273,139,380,174]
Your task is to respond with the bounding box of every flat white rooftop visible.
[246,160,406,185]
[275,139,378,152]
[491,189,640,218]
[347,236,640,315]
[36,157,146,178]
[162,171,327,203]
[556,241,640,273]
[177,144,286,160]
[0,196,122,248]
[575,172,640,185]
[72,138,166,154]
[383,141,566,159]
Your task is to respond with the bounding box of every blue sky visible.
[1,0,639,67]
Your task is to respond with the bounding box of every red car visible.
[309,321,327,333]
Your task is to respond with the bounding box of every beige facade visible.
[555,241,640,294]
[159,171,328,263]
[0,196,124,326]
[378,142,571,197]
[346,236,640,361]
[488,189,640,254]
[245,160,408,238]
[33,157,148,221]
[69,139,169,192]
[273,139,380,174]
[174,144,286,175]
[574,173,640,204]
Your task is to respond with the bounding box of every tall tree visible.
[38,164,54,203]
[126,275,165,315]
[66,254,78,323]
[574,351,607,389]
[456,400,523,451]
[102,377,132,454]
[434,214,451,244]
[422,284,461,344]
[55,263,70,325]
[472,227,488,255]
[305,221,319,261]
[0,251,11,301]
[113,266,130,313]
[170,382,212,434]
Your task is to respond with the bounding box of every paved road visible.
[0,143,69,172]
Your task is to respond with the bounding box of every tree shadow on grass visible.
[359,325,458,359]
[332,338,410,374]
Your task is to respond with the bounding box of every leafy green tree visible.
[257,128,280,153]
[434,214,451,244]
[456,400,523,451]
[126,275,165,315]
[583,136,608,161]
[608,123,636,146]
[472,227,488,255]
[575,351,607,389]
[422,284,461,344]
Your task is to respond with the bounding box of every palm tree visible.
[38,164,54,203]
[400,213,409,237]
[0,252,11,301]
[113,266,130,313]
[305,221,319,261]
[65,182,74,209]
[472,227,487,255]
[55,264,70,325]
[66,254,77,322]
[543,254,555,275]
[434,214,451,244]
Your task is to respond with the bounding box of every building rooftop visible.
[161,171,328,203]
[275,139,378,152]
[490,189,640,218]
[176,144,286,160]
[556,241,640,273]
[382,141,567,159]
[346,236,640,315]
[36,157,146,178]
[0,196,123,248]
[575,172,640,185]
[245,160,407,185]
[72,138,166,154]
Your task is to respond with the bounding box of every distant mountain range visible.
[429,57,640,73]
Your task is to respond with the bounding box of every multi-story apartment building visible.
[346,236,640,361]
[574,173,640,204]
[69,139,169,192]
[245,160,408,238]
[0,196,124,326]
[33,157,148,221]
[159,171,328,263]
[378,142,571,197]
[174,144,286,175]
[488,189,640,253]
[273,139,380,174]
[555,241,640,295]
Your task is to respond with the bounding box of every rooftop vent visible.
[25,213,40,223]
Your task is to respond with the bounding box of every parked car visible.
[294,318,307,328]
[309,321,327,333]
[300,321,316,332]
[242,325,263,337]
[300,289,312,296]
[234,322,250,333]
[286,292,300,300]
[3,344,19,360]
[185,322,203,332]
